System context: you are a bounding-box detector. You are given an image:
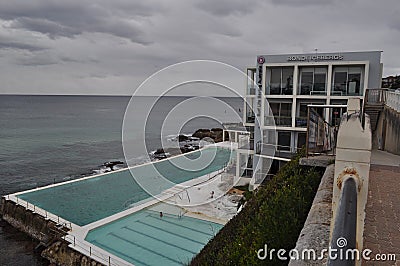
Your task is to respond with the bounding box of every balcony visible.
[295,116,308,127]
[331,89,362,96]
[331,82,363,96]
[264,116,292,127]
[267,85,293,96]
[255,142,297,159]
[299,87,327,96]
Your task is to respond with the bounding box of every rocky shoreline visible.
[151,128,227,159]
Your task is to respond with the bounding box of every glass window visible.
[299,67,327,95]
[297,103,307,127]
[348,73,360,94]
[314,73,326,92]
[267,67,294,95]
[267,102,292,126]
[331,106,346,127]
[270,103,279,116]
[313,68,327,93]
[333,72,347,95]
[280,103,292,117]
[297,133,306,149]
[332,66,363,96]
[279,103,292,126]
[270,68,281,95]
[299,103,309,117]
[282,67,293,95]
[300,71,313,94]
[278,132,291,151]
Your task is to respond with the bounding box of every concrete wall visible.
[289,164,334,266]
[1,198,59,243]
[330,99,372,265]
[42,241,104,266]
[375,106,400,155]
[1,198,104,266]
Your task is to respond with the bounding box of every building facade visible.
[241,51,382,188]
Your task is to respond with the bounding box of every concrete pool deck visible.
[3,142,240,266]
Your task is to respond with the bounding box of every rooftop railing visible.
[386,90,400,112]
[364,88,387,105]
[255,142,298,159]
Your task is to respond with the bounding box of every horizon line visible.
[0,93,241,97]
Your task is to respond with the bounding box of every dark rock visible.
[192,128,224,142]
[154,148,165,155]
[103,161,123,171]
[178,135,189,142]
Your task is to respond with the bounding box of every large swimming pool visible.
[85,209,223,266]
[17,147,232,226]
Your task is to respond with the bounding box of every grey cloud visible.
[10,17,80,39]
[0,0,398,95]
[0,0,159,44]
[15,53,58,66]
[196,0,260,16]
[59,56,99,64]
[0,37,46,51]
[387,15,400,31]
[269,0,335,6]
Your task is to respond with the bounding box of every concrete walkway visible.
[363,150,400,265]
[370,150,400,167]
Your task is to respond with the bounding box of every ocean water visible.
[0,95,242,265]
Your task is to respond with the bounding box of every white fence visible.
[3,194,72,230]
[386,90,400,112]
[3,195,131,265]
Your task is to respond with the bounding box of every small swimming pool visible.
[85,209,223,266]
[17,147,232,226]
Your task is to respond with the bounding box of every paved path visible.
[363,150,400,265]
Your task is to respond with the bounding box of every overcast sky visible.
[0,0,398,95]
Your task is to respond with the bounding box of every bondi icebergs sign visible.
[287,54,344,62]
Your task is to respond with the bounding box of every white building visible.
[238,51,383,188]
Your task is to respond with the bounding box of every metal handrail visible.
[3,195,72,231]
[255,143,298,154]
[364,88,387,104]
[62,234,131,266]
[328,178,358,266]
[386,90,400,112]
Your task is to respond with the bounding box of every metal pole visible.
[305,106,311,157]
[328,178,357,266]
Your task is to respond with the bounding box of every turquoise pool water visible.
[85,209,223,266]
[17,147,232,226]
